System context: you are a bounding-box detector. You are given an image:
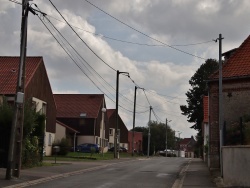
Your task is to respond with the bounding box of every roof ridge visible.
[209,35,250,80]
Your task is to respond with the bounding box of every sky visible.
[1,0,250,138]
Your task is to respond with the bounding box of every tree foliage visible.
[131,121,176,155]
[0,97,45,167]
[180,59,219,131]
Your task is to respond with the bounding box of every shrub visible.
[53,138,70,156]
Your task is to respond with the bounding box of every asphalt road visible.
[29,157,188,188]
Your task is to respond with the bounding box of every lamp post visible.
[115,70,129,159]
[177,131,182,157]
[165,119,172,157]
[101,107,106,157]
[132,86,143,156]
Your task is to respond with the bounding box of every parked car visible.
[108,147,127,152]
[76,143,100,153]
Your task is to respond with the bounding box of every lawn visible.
[44,151,143,162]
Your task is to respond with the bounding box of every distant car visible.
[76,143,100,153]
[108,147,127,152]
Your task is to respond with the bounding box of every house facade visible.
[179,136,196,158]
[208,35,250,168]
[55,120,79,147]
[54,94,109,151]
[0,56,57,156]
[128,131,143,153]
[107,109,128,150]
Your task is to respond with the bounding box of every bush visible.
[53,138,70,156]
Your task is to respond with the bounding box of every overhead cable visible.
[84,0,206,60]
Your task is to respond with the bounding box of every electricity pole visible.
[132,86,143,156]
[147,106,152,157]
[132,86,137,156]
[166,119,168,157]
[218,34,224,177]
[165,119,171,157]
[6,0,30,179]
[115,70,129,159]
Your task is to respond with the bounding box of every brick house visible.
[55,120,79,146]
[54,94,109,151]
[207,35,250,168]
[179,136,196,158]
[0,56,57,156]
[128,131,143,153]
[107,109,128,150]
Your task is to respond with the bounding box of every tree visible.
[180,59,218,157]
[131,121,175,155]
[0,97,45,167]
[180,59,219,131]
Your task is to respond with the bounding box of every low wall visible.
[222,145,250,187]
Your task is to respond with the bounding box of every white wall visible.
[222,146,250,187]
[55,123,66,142]
[44,132,55,156]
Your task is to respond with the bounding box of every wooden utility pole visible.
[218,33,224,177]
[147,106,152,157]
[6,0,30,179]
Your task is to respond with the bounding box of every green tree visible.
[0,97,45,167]
[180,59,218,157]
[180,59,219,131]
[131,121,175,155]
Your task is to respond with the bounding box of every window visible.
[42,103,46,115]
[109,129,113,135]
[48,134,52,146]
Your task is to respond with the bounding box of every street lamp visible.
[115,70,129,159]
[101,107,106,157]
[165,119,172,157]
[176,131,182,157]
[132,86,144,156]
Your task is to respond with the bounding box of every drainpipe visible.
[73,132,76,152]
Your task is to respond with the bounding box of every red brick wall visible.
[128,131,143,153]
[208,78,250,168]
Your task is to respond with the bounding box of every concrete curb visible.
[3,159,137,188]
[171,159,191,188]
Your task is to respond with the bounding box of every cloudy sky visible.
[1,0,250,138]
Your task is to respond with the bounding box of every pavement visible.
[0,158,221,188]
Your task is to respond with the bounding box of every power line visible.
[49,0,117,71]
[36,9,147,114]
[8,0,22,5]
[33,5,146,110]
[45,14,214,47]
[84,0,206,60]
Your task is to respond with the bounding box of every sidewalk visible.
[180,158,219,188]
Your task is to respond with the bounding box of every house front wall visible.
[208,78,250,168]
[25,61,56,133]
[55,123,66,142]
[44,132,55,156]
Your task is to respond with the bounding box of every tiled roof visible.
[54,94,104,118]
[180,138,192,145]
[0,56,42,94]
[210,35,250,79]
[203,96,208,123]
[107,109,115,118]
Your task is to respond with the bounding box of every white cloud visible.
[1,0,249,138]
